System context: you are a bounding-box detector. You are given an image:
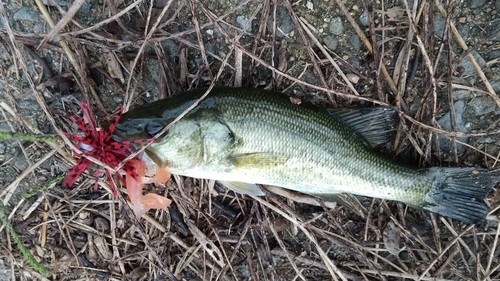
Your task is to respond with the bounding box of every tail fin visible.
[422,167,498,224]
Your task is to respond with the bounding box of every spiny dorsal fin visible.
[327,106,397,147]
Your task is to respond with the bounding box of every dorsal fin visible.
[327,106,397,147]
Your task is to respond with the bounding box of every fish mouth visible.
[144,148,166,169]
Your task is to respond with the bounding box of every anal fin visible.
[309,193,367,214]
[219,181,265,196]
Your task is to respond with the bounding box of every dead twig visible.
[435,0,500,108]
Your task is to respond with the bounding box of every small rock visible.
[435,14,468,39]
[492,80,500,92]
[161,39,178,57]
[0,122,12,133]
[214,22,229,37]
[18,99,39,111]
[434,14,445,37]
[323,35,338,50]
[13,7,40,22]
[94,217,110,232]
[347,56,359,68]
[359,10,369,27]
[205,42,215,54]
[112,95,123,104]
[383,221,402,256]
[457,25,469,42]
[479,136,494,144]
[485,49,500,62]
[33,23,45,34]
[41,0,67,6]
[346,73,360,84]
[350,34,362,51]
[306,1,313,10]
[14,158,29,171]
[468,97,500,115]
[452,89,474,100]
[236,15,252,32]
[237,265,251,278]
[437,100,469,155]
[269,6,295,38]
[470,0,487,9]
[458,50,486,78]
[329,17,344,35]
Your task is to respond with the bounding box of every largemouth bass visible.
[113,87,498,224]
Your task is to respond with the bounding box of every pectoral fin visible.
[228,153,288,169]
[219,181,265,196]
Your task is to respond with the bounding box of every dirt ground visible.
[1,0,500,280]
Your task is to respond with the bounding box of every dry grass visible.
[0,0,499,280]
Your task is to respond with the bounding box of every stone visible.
[468,96,500,115]
[470,0,487,9]
[13,7,40,22]
[350,34,362,50]
[323,35,338,50]
[236,15,252,32]
[435,13,469,39]
[437,100,469,155]
[329,17,344,35]
[458,50,486,78]
[359,10,369,27]
[41,0,68,6]
[269,6,295,38]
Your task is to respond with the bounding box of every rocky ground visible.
[0,0,500,280]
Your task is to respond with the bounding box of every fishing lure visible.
[63,102,171,216]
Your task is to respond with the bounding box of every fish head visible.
[146,111,240,174]
[111,91,207,167]
[113,110,205,171]
[113,102,240,176]
[147,117,204,171]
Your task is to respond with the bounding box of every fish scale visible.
[114,87,498,224]
[198,91,428,200]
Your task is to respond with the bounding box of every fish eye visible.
[144,119,166,138]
